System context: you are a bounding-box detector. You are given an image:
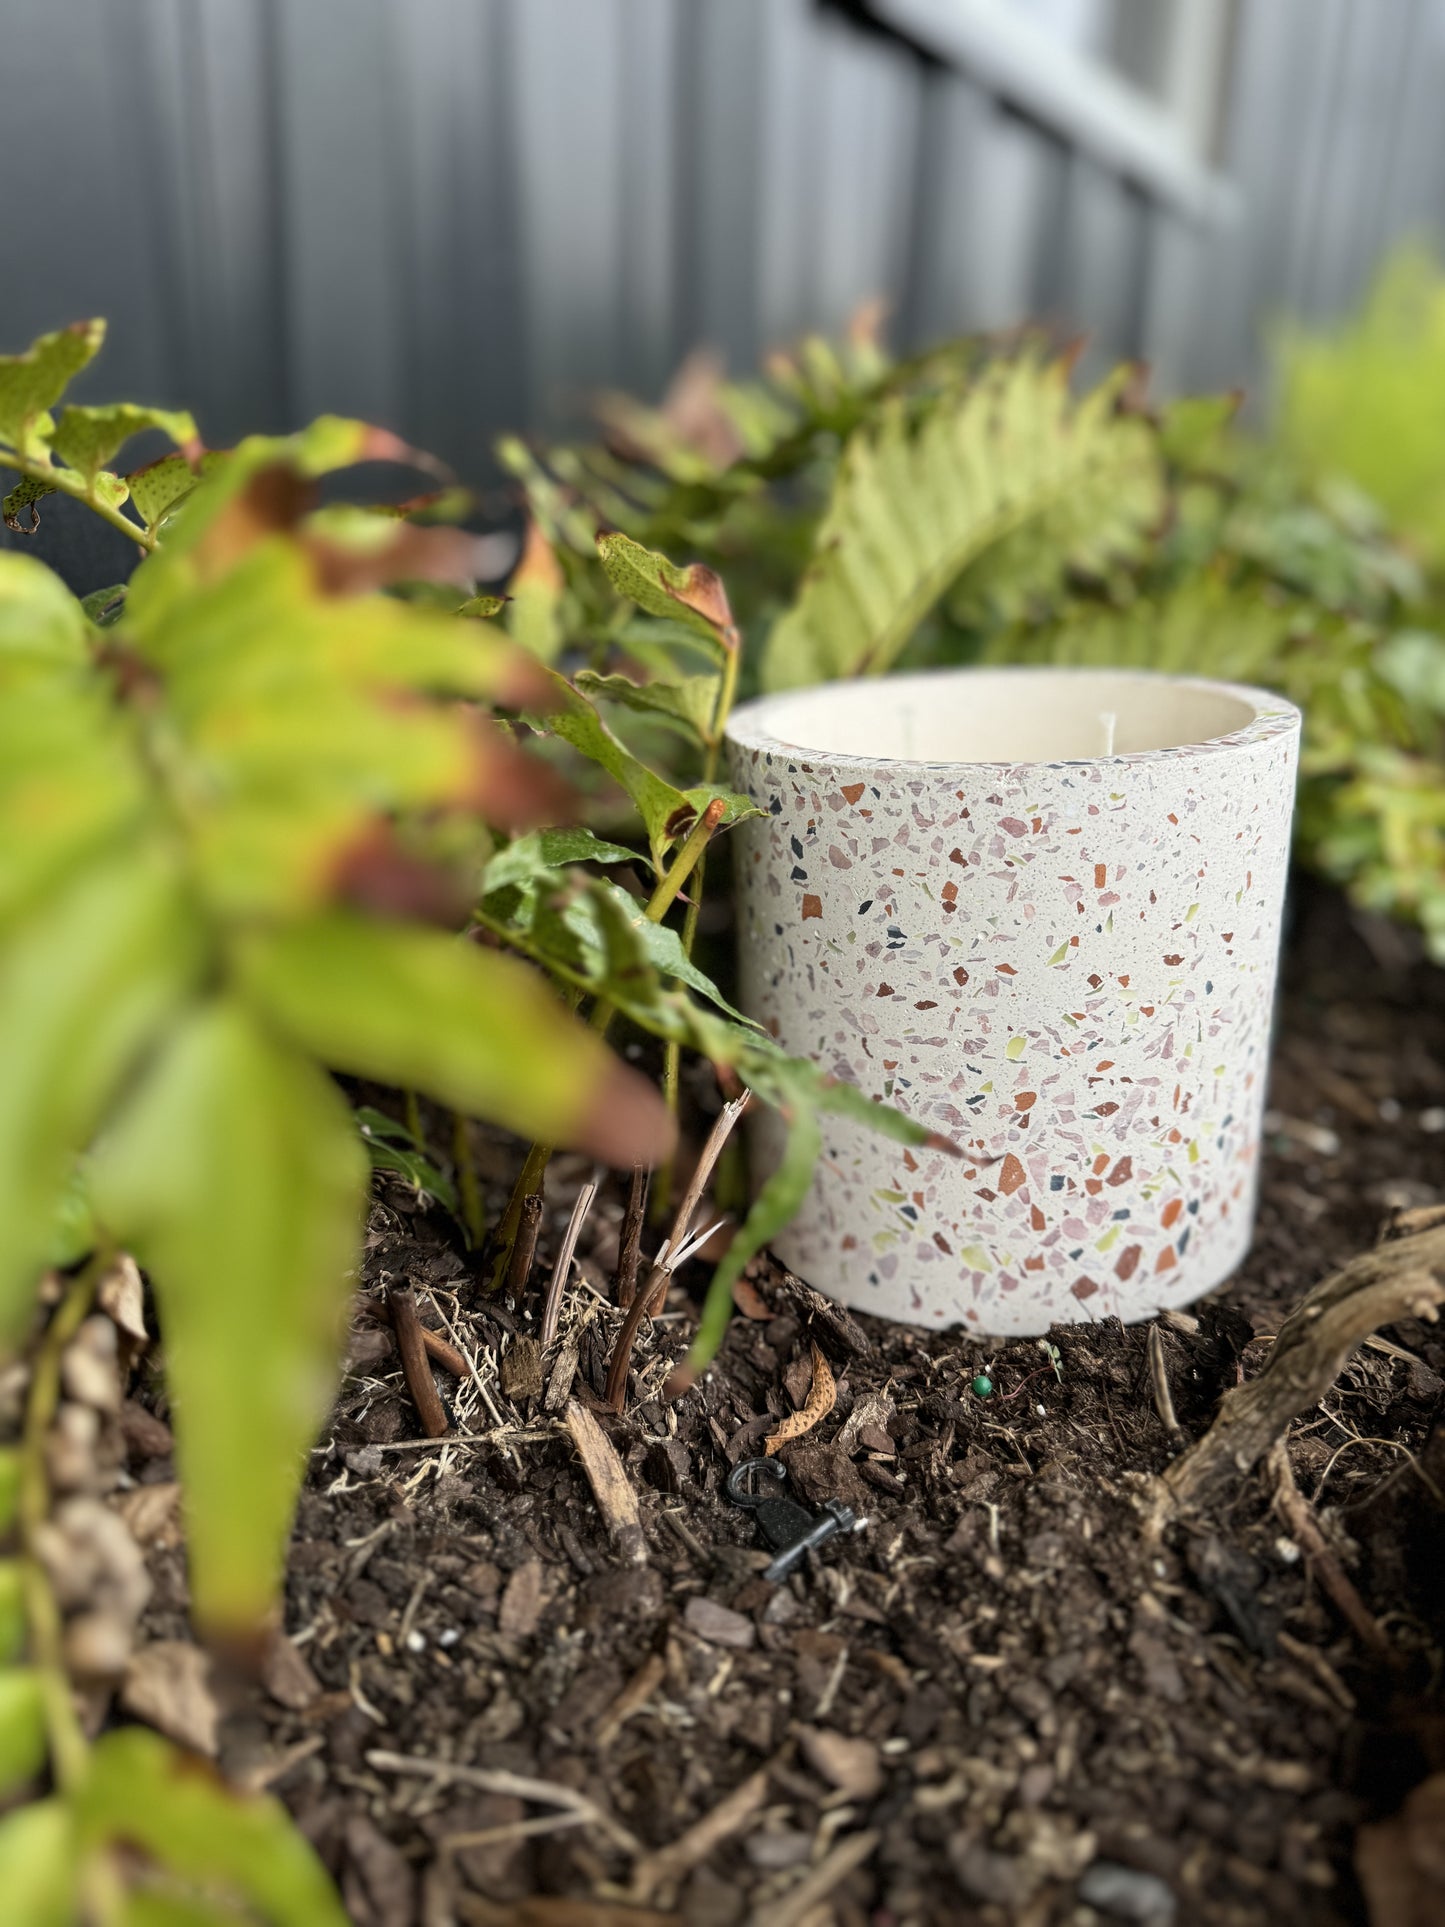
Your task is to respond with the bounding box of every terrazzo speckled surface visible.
[727,668,1301,1334]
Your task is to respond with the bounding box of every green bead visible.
[971,1374,993,1398]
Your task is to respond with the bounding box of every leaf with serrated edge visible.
[237,913,674,1168]
[89,1002,367,1634]
[0,320,105,457]
[78,1727,348,1927]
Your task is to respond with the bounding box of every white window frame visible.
[866,0,1239,225]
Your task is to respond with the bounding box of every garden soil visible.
[125,880,1445,1925]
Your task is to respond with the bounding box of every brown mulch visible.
[126,880,1445,1925]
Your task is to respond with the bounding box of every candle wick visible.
[1100,710,1117,757]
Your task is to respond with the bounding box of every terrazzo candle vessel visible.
[726,667,1301,1334]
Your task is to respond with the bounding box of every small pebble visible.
[1274,1535,1301,1565]
[1036,1403,1047,1417]
[1378,1096,1402,1122]
[404,1630,426,1654]
[1421,1106,1445,1134]
[437,1628,460,1648]
[1078,1861,1177,1922]
[971,1374,993,1398]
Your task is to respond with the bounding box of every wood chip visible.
[498,1559,546,1641]
[502,1333,545,1401]
[118,1399,173,1460]
[683,1596,755,1650]
[629,1763,772,1903]
[764,1344,836,1455]
[97,1253,148,1357]
[565,1399,645,1565]
[261,1631,322,1711]
[797,1726,883,1800]
[114,1481,183,1549]
[121,1639,219,1756]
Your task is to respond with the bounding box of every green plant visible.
[508,310,1445,957]
[0,322,945,1914]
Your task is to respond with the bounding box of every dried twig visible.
[594,1651,667,1748]
[1158,1219,1445,1516]
[751,1829,881,1927]
[540,1175,598,1348]
[629,1762,772,1902]
[374,1299,468,1378]
[366,1748,640,1856]
[1147,1323,1183,1441]
[565,1398,645,1565]
[386,1287,448,1438]
[507,1191,544,1300]
[603,1094,750,1410]
[615,1163,649,1308]
[1269,1440,1397,1664]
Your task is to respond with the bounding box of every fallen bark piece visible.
[629,1763,771,1903]
[117,1400,174,1460]
[460,1899,677,1927]
[1356,1773,1445,1927]
[121,1639,219,1755]
[594,1652,667,1749]
[683,1596,755,1650]
[261,1630,322,1710]
[565,1398,646,1565]
[1160,1218,1445,1514]
[498,1559,546,1641]
[798,1726,883,1800]
[502,1333,545,1401]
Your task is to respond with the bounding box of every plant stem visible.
[451,1110,485,1248]
[0,452,154,555]
[492,798,730,1279]
[404,1090,423,1145]
[19,1255,111,1794]
[654,634,741,1216]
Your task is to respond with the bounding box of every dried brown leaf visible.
[763,1344,836,1456]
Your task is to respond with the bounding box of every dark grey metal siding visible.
[2,0,1444,475]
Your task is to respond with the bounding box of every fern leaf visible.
[761,356,1164,689]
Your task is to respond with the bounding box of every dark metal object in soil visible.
[726,1455,865,1582]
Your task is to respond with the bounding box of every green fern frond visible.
[761,354,1164,690]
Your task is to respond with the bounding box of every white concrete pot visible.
[726,667,1301,1334]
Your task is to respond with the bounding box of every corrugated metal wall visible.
[3,0,1444,475]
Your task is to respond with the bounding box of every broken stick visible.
[565,1397,646,1565]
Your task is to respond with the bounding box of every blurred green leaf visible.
[0,320,105,458]
[81,583,128,628]
[1377,629,1445,716]
[0,1452,18,1534]
[88,999,367,1635]
[0,854,204,1344]
[120,1892,256,1927]
[506,519,566,662]
[80,1727,349,1927]
[0,551,91,670]
[0,1799,76,1927]
[0,1668,48,1793]
[0,1563,23,1663]
[237,913,672,1168]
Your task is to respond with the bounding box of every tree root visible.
[1149,1209,1445,1526]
